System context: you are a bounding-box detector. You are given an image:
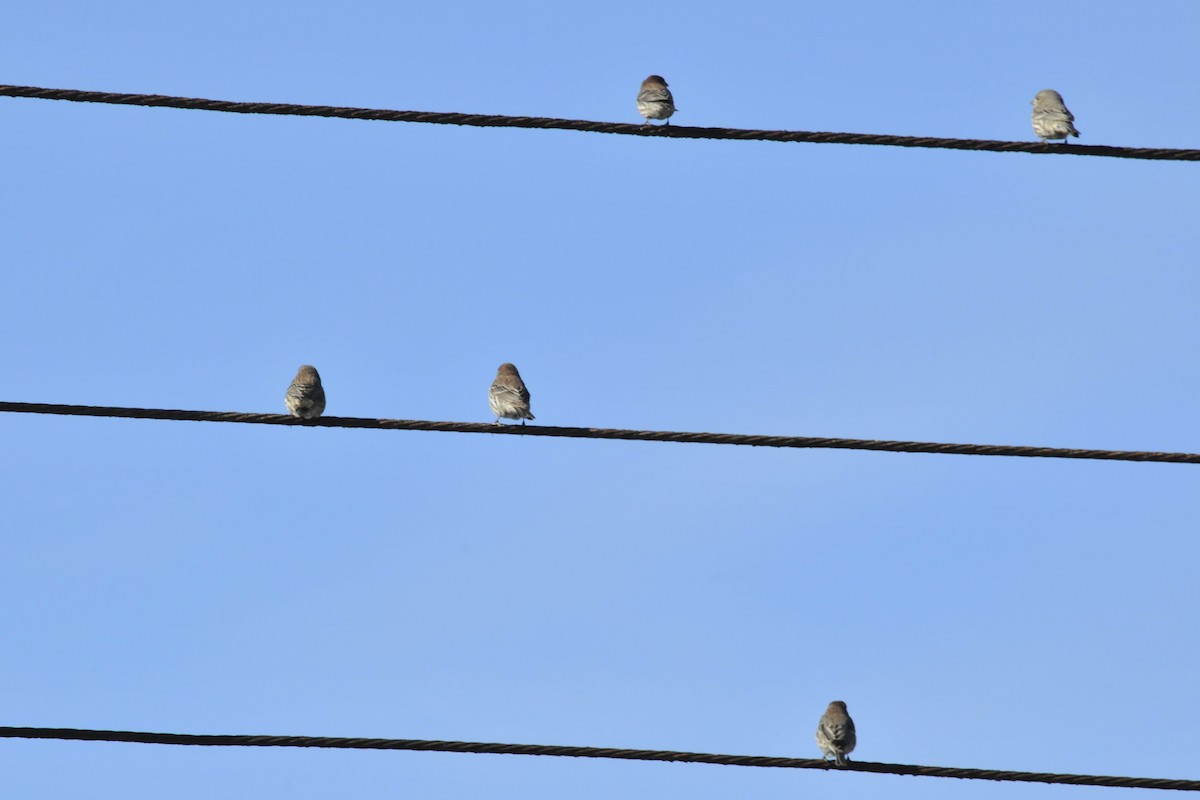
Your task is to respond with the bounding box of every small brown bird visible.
[1031,89,1080,142]
[285,365,326,419]
[815,700,856,766]
[637,75,676,125]
[489,363,534,424]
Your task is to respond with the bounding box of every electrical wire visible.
[0,726,1195,791]
[3,84,1197,161]
[1,400,1196,464]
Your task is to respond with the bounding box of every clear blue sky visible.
[2,2,1198,798]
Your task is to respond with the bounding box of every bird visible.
[637,75,676,125]
[815,700,856,766]
[285,364,326,419]
[489,363,535,424]
[1031,89,1080,142]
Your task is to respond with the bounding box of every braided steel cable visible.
[1,401,1196,464]
[0,726,1195,791]
[2,84,1197,161]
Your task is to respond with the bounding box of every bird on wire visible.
[637,75,676,125]
[285,365,326,419]
[815,700,857,766]
[489,363,535,425]
[1031,89,1080,143]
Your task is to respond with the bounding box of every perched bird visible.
[489,363,534,424]
[1031,89,1080,142]
[285,364,326,419]
[815,700,856,766]
[637,75,676,125]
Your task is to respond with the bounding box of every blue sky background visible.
[2,2,1198,798]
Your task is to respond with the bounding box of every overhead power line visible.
[1,726,1195,791]
[3,84,1197,162]
[1,400,1195,464]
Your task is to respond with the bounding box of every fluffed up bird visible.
[815,700,856,766]
[489,363,534,424]
[637,75,676,125]
[285,364,326,419]
[1031,89,1080,142]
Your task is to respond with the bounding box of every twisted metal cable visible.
[1,401,1196,464]
[2,84,1197,161]
[0,726,1195,791]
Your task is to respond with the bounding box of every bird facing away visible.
[285,364,326,419]
[1031,89,1080,142]
[637,75,676,125]
[489,363,534,424]
[815,700,856,766]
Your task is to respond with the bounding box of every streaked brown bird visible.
[1031,89,1080,142]
[637,75,676,125]
[815,700,856,766]
[285,364,326,419]
[489,363,534,424]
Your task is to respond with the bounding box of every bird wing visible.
[492,381,529,403]
[638,87,673,104]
